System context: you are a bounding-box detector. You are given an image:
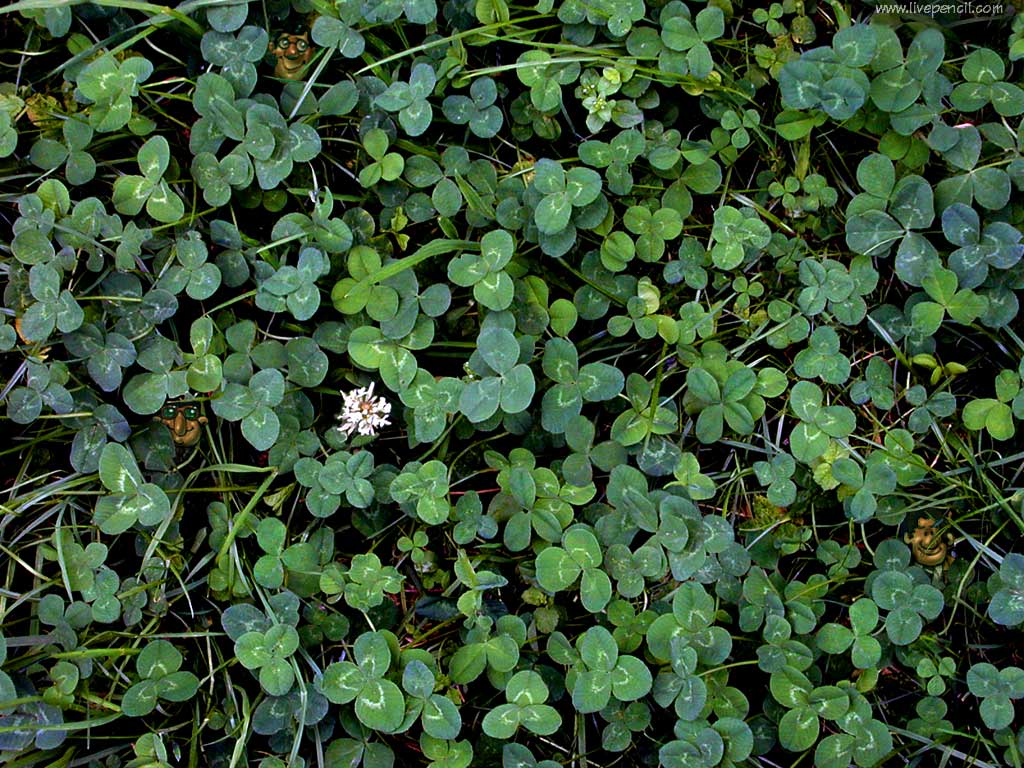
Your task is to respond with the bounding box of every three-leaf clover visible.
[375,63,436,136]
[17,263,83,342]
[321,631,405,732]
[480,670,561,739]
[448,615,521,684]
[212,368,286,451]
[987,553,1024,627]
[769,665,850,752]
[390,460,451,525]
[531,159,603,235]
[909,267,987,336]
[815,597,882,669]
[442,77,503,138]
[158,231,222,301]
[93,443,171,535]
[359,129,404,187]
[967,662,1024,730]
[448,229,515,311]
[788,381,856,462]
[121,640,200,716]
[30,116,96,185]
[235,624,301,696]
[951,48,1024,117]
[686,366,757,443]
[255,246,329,321]
[112,136,185,225]
[793,327,851,385]
[536,525,613,613]
[401,660,462,740]
[399,370,465,445]
[567,626,652,714]
[541,338,624,433]
[459,325,535,422]
[622,205,683,263]
[870,570,944,645]
[660,5,725,79]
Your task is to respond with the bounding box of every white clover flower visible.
[336,381,392,437]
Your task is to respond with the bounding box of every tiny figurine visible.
[905,517,953,568]
[268,20,314,80]
[156,400,208,447]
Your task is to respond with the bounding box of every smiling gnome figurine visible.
[268,19,314,80]
[156,400,208,448]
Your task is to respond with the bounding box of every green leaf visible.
[779,706,819,752]
[356,679,406,732]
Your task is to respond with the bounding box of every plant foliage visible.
[2,1,1024,767]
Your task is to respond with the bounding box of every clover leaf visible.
[531,159,603,236]
[845,156,938,285]
[442,77,502,138]
[17,263,83,342]
[909,267,987,336]
[541,338,623,433]
[191,71,243,148]
[951,48,1024,117]
[536,525,612,613]
[481,670,561,740]
[93,443,171,535]
[332,245,401,318]
[987,553,1024,627]
[459,326,535,422]
[967,662,1024,730]
[376,63,436,137]
[69,403,131,473]
[567,626,651,714]
[928,123,1011,211]
[448,229,515,311]
[200,26,269,97]
[769,666,849,752]
[390,460,451,525]
[211,368,286,450]
[75,53,153,133]
[402,660,462,740]
[686,365,757,443]
[660,5,725,79]
[610,372,678,446]
[236,624,300,697]
[788,381,856,462]
[448,615,521,684]
[30,116,95,185]
[64,324,136,393]
[400,370,464,445]
[753,452,797,507]
[646,582,732,667]
[112,136,184,225]
[255,246,328,321]
[816,598,882,669]
[321,631,405,732]
[942,202,1024,288]
[335,553,404,612]
[709,206,772,270]
[311,14,365,58]
[870,570,943,645]
[359,129,404,187]
[121,640,199,716]
[829,456,897,523]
